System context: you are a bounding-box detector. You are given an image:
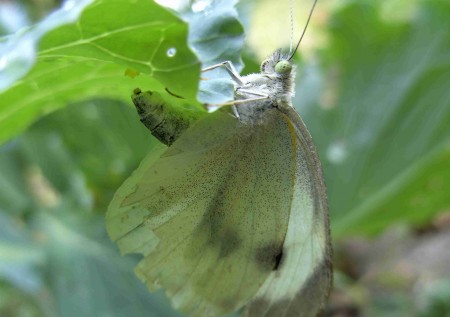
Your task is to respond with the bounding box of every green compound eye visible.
[275,60,292,74]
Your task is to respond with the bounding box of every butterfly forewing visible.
[106,108,304,316]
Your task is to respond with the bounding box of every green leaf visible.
[297,1,450,237]
[333,147,450,236]
[0,0,246,145]
[0,0,201,145]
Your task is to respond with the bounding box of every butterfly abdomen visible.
[131,88,204,146]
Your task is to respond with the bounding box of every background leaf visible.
[184,0,245,104]
[0,0,200,145]
[0,100,185,317]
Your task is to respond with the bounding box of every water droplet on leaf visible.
[166,47,177,57]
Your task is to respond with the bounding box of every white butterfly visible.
[106,1,332,316]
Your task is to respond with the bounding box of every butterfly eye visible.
[275,60,292,74]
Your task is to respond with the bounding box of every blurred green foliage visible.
[0,0,449,316]
[302,0,450,236]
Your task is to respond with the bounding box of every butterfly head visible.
[261,49,294,79]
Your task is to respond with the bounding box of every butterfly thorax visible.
[234,49,296,123]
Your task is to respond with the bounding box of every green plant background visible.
[0,0,449,316]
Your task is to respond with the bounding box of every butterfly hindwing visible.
[244,107,332,317]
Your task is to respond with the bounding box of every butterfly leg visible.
[211,96,270,108]
[236,88,269,98]
[232,89,268,118]
[202,61,244,86]
[202,61,246,117]
[202,62,270,115]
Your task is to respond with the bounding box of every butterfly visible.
[106,1,332,316]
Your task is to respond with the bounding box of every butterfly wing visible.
[243,107,332,317]
[106,109,302,317]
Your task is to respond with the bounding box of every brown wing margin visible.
[282,106,332,317]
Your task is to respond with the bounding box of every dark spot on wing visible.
[255,243,285,271]
[192,186,242,258]
[274,249,283,270]
[216,228,242,258]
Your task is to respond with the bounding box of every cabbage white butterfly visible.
[106,0,331,316]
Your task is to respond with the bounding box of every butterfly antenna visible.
[289,0,294,55]
[288,0,318,60]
